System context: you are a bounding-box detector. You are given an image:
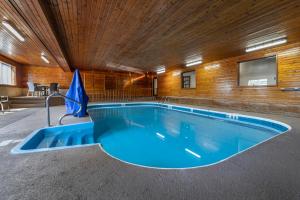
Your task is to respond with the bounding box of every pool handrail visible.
[46,92,82,127]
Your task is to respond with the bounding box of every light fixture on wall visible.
[204,63,220,70]
[245,38,287,52]
[2,20,25,42]
[172,70,181,76]
[185,60,202,67]
[156,66,165,74]
[41,53,50,64]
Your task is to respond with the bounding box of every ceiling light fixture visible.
[185,60,202,67]
[2,21,25,42]
[245,38,287,52]
[156,66,165,74]
[41,53,50,64]
[157,69,165,74]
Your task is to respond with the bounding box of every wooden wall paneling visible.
[93,73,105,91]
[1,0,299,106]
[158,42,300,105]
[21,65,73,88]
[21,65,154,101]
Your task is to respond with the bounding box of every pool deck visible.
[0,104,299,200]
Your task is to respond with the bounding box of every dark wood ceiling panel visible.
[0,0,59,67]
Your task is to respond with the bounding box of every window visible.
[0,62,16,85]
[182,71,196,89]
[238,56,277,87]
[105,76,116,90]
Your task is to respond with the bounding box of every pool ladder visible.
[46,92,82,127]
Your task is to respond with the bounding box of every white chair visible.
[0,96,9,114]
[27,82,41,96]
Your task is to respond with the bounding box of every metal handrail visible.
[46,92,82,127]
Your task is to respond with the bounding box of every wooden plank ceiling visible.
[0,0,300,72]
[0,0,70,71]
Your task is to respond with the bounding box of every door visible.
[153,78,157,96]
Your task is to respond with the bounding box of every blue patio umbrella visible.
[65,69,89,117]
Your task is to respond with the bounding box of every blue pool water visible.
[12,103,290,168]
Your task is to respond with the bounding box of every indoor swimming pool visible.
[11,103,291,169]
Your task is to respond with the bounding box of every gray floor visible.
[0,104,299,200]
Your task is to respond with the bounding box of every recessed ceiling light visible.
[2,21,25,42]
[245,38,287,52]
